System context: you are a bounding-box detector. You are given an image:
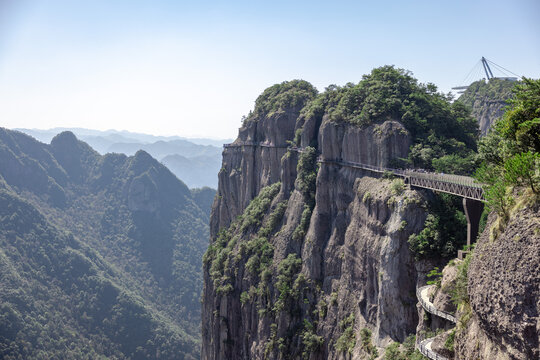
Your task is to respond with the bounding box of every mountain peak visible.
[50,131,78,148]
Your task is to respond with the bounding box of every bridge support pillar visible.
[462,198,484,251]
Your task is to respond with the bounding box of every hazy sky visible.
[1,0,539,139]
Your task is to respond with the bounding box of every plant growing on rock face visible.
[452,252,472,308]
[301,320,324,359]
[408,193,467,260]
[294,128,303,146]
[390,178,405,195]
[359,328,378,359]
[204,182,282,294]
[335,314,356,354]
[503,151,539,194]
[426,267,443,288]
[273,253,302,312]
[444,328,456,352]
[293,146,318,241]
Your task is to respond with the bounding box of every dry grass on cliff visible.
[489,187,539,241]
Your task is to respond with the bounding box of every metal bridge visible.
[224,142,485,249]
[223,142,484,201]
[318,157,484,201]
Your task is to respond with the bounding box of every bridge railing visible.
[223,142,289,149]
[416,336,450,360]
[406,171,483,189]
[222,144,485,199]
[416,285,457,323]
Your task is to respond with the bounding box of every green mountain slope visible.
[0,128,211,359]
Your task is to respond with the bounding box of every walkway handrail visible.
[416,337,450,360]
[406,170,483,189]
[416,285,457,323]
[223,143,485,200]
[223,142,289,149]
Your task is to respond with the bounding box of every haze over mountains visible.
[0,128,214,359]
[15,128,231,189]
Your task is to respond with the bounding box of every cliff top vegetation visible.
[458,78,516,109]
[249,66,480,174]
[247,80,318,121]
[476,77,540,224]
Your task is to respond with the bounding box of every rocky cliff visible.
[458,78,516,136]
[202,79,434,359]
[454,200,540,360]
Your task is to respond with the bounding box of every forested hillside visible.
[16,128,225,189]
[0,129,213,359]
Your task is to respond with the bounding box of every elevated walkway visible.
[222,142,484,251]
[417,337,450,360]
[415,285,455,360]
[416,285,456,323]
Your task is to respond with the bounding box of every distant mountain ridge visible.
[15,127,232,148]
[0,128,213,359]
[15,128,230,188]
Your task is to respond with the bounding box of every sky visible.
[0,0,539,139]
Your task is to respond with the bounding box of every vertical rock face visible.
[318,119,410,167]
[473,99,508,136]
[202,92,428,359]
[457,78,516,136]
[455,204,540,360]
[210,107,299,237]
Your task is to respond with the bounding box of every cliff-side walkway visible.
[416,285,456,323]
[224,142,484,201]
[415,285,455,360]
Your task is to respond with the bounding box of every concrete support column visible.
[463,198,484,247]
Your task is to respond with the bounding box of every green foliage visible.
[330,291,338,306]
[259,200,288,238]
[503,151,540,193]
[301,320,324,359]
[0,129,208,359]
[458,78,516,110]
[498,78,540,153]
[292,204,313,241]
[297,146,318,205]
[431,153,480,175]
[475,78,540,216]
[292,146,318,241]
[240,182,282,232]
[249,80,318,120]
[475,164,514,220]
[426,267,443,288]
[274,253,302,312]
[383,336,429,360]
[303,66,479,174]
[452,252,472,306]
[205,182,282,293]
[335,314,356,354]
[408,193,467,259]
[390,178,405,195]
[359,328,378,359]
[445,328,456,351]
[293,128,303,146]
[317,299,328,319]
